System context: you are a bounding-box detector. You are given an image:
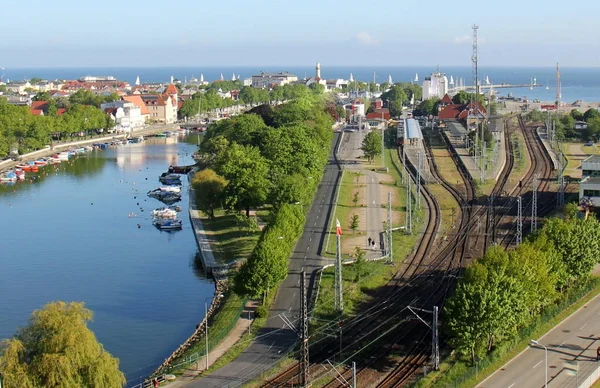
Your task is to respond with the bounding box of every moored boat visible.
[1,172,17,182]
[13,169,25,180]
[34,159,48,166]
[153,219,182,230]
[152,208,178,218]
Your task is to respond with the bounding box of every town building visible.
[580,155,600,206]
[251,71,297,88]
[100,101,145,131]
[438,101,487,131]
[422,72,448,100]
[305,63,327,89]
[6,81,32,94]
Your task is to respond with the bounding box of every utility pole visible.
[556,63,561,114]
[531,175,538,233]
[408,306,439,371]
[352,362,357,388]
[406,177,412,234]
[335,220,343,312]
[480,140,486,182]
[300,271,309,387]
[558,174,565,208]
[417,151,422,209]
[516,196,523,245]
[387,192,393,261]
[471,24,480,171]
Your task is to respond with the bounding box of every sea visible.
[4,66,600,104]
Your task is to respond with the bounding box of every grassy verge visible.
[314,146,424,318]
[414,277,600,387]
[166,290,247,376]
[505,129,531,193]
[201,210,262,264]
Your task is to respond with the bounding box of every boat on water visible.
[1,172,17,183]
[16,163,39,172]
[13,169,25,180]
[168,165,195,174]
[34,159,48,166]
[153,219,183,230]
[152,208,178,218]
[58,152,70,160]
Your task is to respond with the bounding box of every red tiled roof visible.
[440,94,453,104]
[31,109,44,116]
[56,108,66,115]
[438,104,463,120]
[31,101,48,110]
[123,95,149,115]
[165,84,178,95]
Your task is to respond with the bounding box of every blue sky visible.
[3,0,599,67]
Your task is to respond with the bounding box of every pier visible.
[449,83,545,93]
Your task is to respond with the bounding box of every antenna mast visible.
[556,63,561,114]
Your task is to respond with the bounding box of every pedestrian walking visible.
[153,378,159,388]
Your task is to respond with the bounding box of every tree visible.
[380,86,407,117]
[353,246,367,282]
[350,214,360,234]
[413,98,440,117]
[0,301,125,388]
[361,131,382,163]
[352,191,360,206]
[192,169,228,219]
[452,91,483,105]
[217,144,271,216]
[584,108,600,122]
[570,109,584,121]
[33,91,51,102]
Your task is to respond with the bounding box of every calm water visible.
[6,66,600,103]
[0,135,214,385]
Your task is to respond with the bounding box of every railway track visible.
[261,146,444,388]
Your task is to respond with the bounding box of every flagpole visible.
[335,219,343,312]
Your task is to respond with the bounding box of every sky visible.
[3,0,600,68]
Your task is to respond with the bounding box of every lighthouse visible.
[315,62,321,79]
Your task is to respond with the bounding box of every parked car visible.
[584,141,594,147]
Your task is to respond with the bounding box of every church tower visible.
[315,62,321,79]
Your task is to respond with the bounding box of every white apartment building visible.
[422,72,448,100]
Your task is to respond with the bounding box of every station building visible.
[579,154,600,206]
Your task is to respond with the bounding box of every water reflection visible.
[0,134,213,381]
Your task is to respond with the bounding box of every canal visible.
[0,134,214,384]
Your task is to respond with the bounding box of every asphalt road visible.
[479,293,600,388]
[188,133,341,387]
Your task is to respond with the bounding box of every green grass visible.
[414,277,600,388]
[166,290,247,375]
[201,210,262,264]
[314,146,423,319]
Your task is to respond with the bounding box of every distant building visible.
[251,71,297,88]
[580,155,600,206]
[6,81,31,94]
[138,83,178,124]
[422,72,448,100]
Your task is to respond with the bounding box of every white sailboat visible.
[449,75,454,85]
[200,73,204,83]
[485,75,490,85]
[529,78,534,90]
[349,73,354,82]
[545,78,549,90]
[414,73,419,82]
[231,73,236,81]
[170,75,174,84]
[237,74,241,80]
[135,76,140,86]
[220,73,224,81]
[388,74,393,84]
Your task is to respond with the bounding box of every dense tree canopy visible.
[0,301,125,388]
[445,216,600,363]
[0,98,112,157]
[413,98,440,117]
[192,169,228,219]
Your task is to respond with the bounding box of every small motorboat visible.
[159,173,181,181]
[0,172,17,183]
[13,169,25,180]
[152,208,178,218]
[84,146,94,151]
[158,186,181,193]
[58,152,70,160]
[34,159,48,166]
[153,219,183,230]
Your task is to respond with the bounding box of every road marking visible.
[508,384,515,388]
[309,238,312,242]
[581,324,587,330]
[373,200,375,205]
[307,246,310,251]
[270,341,277,349]
[533,360,542,369]
[559,341,566,347]
[304,255,307,259]
[292,293,296,299]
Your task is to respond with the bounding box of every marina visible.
[0,133,214,384]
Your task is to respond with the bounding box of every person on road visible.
[596,346,600,361]
[153,378,159,387]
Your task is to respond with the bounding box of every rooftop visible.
[405,118,423,140]
[583,155,600,164]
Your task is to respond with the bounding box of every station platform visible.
[536,126,560,170]
[403,141,435,183]
[443,122,506,183]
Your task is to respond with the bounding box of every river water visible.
[0,134,214,384]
